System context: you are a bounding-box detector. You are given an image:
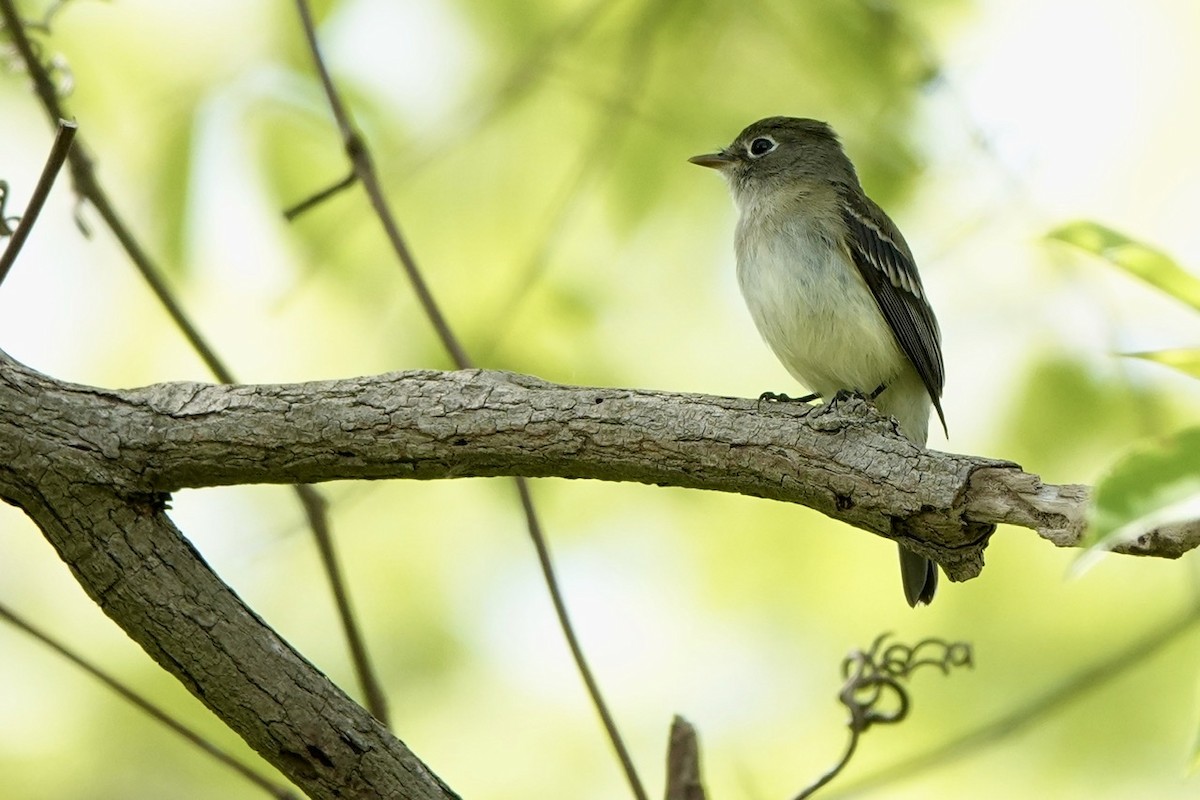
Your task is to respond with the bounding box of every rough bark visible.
[2,351,1196,797]
[0,354,460,800]
[5,354,1195,576]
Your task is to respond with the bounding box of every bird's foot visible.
[826,384,888,410]
[758,385,889,415]
[757,390,820,413]
[758,390,821,404]
[826,388,861,410]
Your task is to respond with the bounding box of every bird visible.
[690,116,946,606]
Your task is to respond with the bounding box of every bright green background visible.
[2,1,1200,798]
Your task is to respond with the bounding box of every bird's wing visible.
[836,183,947,436]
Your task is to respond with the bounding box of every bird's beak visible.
[688,150,735,170]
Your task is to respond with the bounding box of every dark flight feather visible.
[836,184,947,437]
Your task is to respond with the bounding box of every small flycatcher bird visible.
[690,117,946,607]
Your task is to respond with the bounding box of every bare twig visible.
[515,478,648,799]
[0,601,298,799]
[283,169,357,221]
[0,0,389,725]
[289,0,469,369]
[0,118,75,287]
[289,3,648,798]
[294,482,390,722]
[0,0,232,381]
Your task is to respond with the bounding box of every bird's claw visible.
[757,385,887,414]
[827,389,859,409]
[758,390,820,404]
[757,390,821,412]
[827,384,888,410]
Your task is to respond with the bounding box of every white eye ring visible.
[747,136,777,158]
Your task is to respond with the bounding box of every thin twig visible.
[294,483,389,721]
[0,0,232,381]
[290,0,469,370]
[0,0,390,725]
[283,169,357,221]
[289,3,648,798]
[0,118,76,288]
[515,478,648,800]
[0,601,298,799]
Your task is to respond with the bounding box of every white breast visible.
[734,209,905,400]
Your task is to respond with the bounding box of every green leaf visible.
[1048,221,1200,312]
[1123,348,1200,380]
[1086,426,1200,549]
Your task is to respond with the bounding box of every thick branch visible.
[0,449,458,799]
[5,354,1192,584]
[3,350,1195,795]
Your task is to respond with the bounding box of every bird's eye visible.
[748,136,777,157]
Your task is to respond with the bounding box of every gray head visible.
[690,117,860,202]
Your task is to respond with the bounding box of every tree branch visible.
[9,495,457,800]
[5,354,1190,583]
[0,399,460,799]
[285,10,639,781]
[0,0,390,723]
[3,348,1194,796]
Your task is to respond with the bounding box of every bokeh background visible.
[2,0,1200,798]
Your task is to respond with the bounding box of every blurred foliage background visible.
[2,0,1200,798]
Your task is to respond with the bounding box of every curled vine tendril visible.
[795,633,973,800]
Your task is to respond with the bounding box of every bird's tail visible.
[898,545,937,607]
